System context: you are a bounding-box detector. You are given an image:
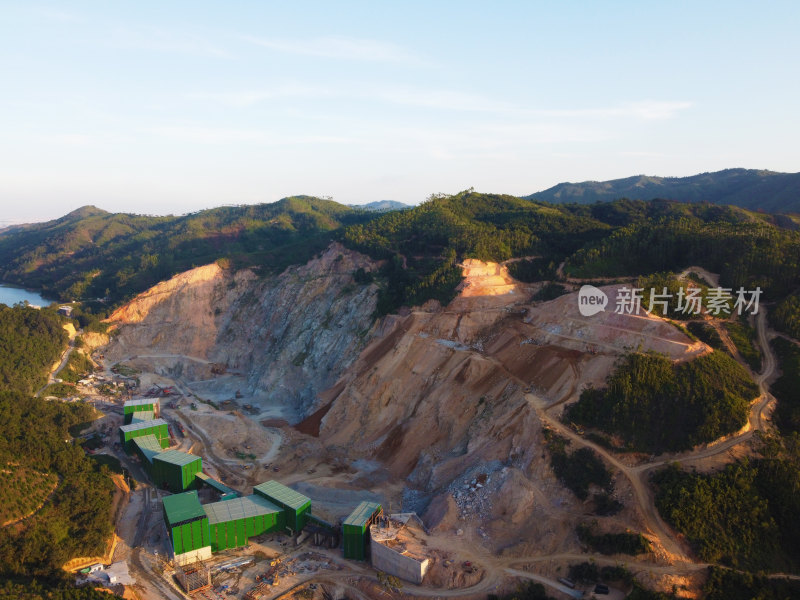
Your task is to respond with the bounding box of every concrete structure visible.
[58,305,73,317]
[123,398,159,424]
[152,450,202,492]
[253,480,311,534]
[119,418,169,453]
[370,514,430,584]
[343,501,382,560]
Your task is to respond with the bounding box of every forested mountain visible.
[355,200,411,212]
[0,305,117,596]
[4,192,800,324]
[527,168,800,213]
[0,197,372,306]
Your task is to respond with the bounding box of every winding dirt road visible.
[526,306,778,566]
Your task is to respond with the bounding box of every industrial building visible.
[162,491,213,565]
[123,398,159,424]
[204,495,283,552]
[132,434,164,471]
[152,450,203,492]
[195,472,238,498]
[162,482,311,565]
[253,480,311,535]
[119,418,169,453]
[343,501,382,560]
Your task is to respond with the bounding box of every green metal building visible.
[342,501,382,560]
[130,410,154,424]
[119,418,169,453]
[203,495,283,552]
[152,450,202,491]
[123,398,158,424]
[132,434,163,473]
[195,472,239,498]
[162,491,211,558]
[253,480,312,534]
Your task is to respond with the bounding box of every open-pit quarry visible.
[74,243,777,599]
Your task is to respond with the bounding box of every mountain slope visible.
[527,168,800,213]
[0,197,373,304]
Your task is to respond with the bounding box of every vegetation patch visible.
[58,351,94,384]
[531,282,567,302]
[652,452,800,572]
[506,257,558,283]
[0,393,115,582]
[41,382,77,398]
[0,306,67,395]
[686,321,725,350]
[702,566,800,600]
[0,465,58,526]
[565,351,757,453]
[771,337,800,435]
[771,292,800,339]
[724,319,762,371]
[544,430,613,502]
[576,522,650,555]
[110,363,140,377]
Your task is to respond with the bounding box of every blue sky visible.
[1,1,798,223]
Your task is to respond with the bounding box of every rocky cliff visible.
[105,243,379,419]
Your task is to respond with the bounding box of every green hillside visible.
[527,168,800,213]
[0,197,372,305]
[3,192,800,329]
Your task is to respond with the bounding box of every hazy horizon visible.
[2,1,799,223]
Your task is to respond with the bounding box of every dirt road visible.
[528,305,779,565]
[35,327,80,397]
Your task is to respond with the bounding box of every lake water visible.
[0,284,54,308]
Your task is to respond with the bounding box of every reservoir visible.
[0,284,54,308]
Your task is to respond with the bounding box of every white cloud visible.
[112,27,233,59]
[187,82,691,123]
[530,101,693,120]
[146,125,357,146]
[242,34,425,65]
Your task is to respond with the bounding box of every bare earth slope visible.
[102,248,709,563]
[316,259,706,552]
[105,243,379,420]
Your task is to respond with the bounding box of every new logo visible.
[578,285,608,317]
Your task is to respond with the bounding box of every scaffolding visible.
[176,560,211,595]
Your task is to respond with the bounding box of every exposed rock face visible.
[316,259,705,538]
[104,251,705,547]
[105,244,379,419]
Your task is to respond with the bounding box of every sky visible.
[1,1,799,223]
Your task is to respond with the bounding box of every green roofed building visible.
[132,435,163,473]
[152,450,202,491]
[195,472,238,497]
[119,418,169,453]
[162,491,211,565]
[253,480,311,534]
[343,501,382,560]
[123,398,158,424]
[203,495,283,552]
[130,410,154,424]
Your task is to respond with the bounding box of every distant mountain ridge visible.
[527,168,800,213]
[353,200,411,212]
